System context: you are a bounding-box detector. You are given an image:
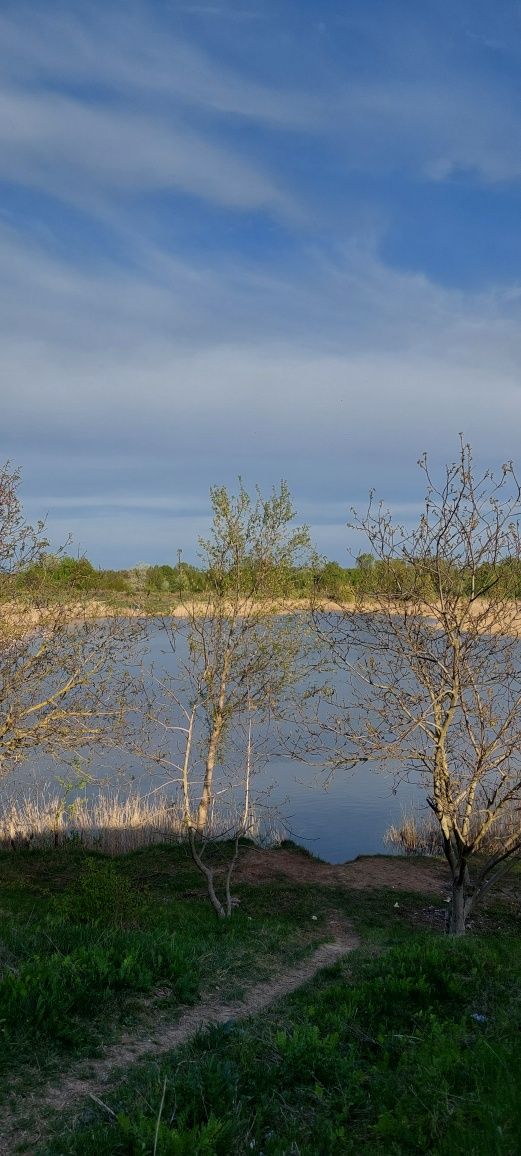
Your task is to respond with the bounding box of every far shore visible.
[3,594,521,635]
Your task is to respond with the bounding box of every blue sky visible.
[2,0,521,566]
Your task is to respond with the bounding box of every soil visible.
[236,848,449,895]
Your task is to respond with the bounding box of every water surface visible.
[8,621,427,864]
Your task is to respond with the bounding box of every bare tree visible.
[143,480,314,917]
[0,463,140,786]
[311,442,521,934]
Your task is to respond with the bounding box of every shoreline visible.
[3,594,521,635]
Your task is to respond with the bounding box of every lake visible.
[6,620,427,864]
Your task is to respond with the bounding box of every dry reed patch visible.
[385,806,521,859]
[0,790,285,857]
[0,791,186,855]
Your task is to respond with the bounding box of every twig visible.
[88,1091,116,1118]
[153,1077,168,1156]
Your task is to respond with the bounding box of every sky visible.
[2,0,521,567]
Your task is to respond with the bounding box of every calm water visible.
[8,621,427,864]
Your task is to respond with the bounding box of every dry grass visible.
[0,787,284,855]
[0,790,185,854]
[384,806,521,858]
[384,809,443,857]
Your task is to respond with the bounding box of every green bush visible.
[112,1113,233,1155]
[56,857,145,929]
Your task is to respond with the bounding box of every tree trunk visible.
[196,656,228,834]
[447,877,470,935]
[196,731,218,833]
[196,716,223,833]
[188,829,227,919]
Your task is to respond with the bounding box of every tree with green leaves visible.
[146,480,314,918]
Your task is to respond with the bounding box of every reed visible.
[0,789,184,854]
[0,786,283,855]
[384,806,521,858]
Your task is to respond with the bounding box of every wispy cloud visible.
[334,79,521,184]
[4,221,520,505]
[2,1,521,564]
[0,8,315,128]
[0,86,294,215]
[35,495,209,513]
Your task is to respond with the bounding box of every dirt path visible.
[2,921,359,1154]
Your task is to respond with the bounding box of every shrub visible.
[56,857,145,928]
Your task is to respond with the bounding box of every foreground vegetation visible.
[0,839,368,1148]
[0,843,318,1101]
[47,935,521,1156]
[0,841,518,1153]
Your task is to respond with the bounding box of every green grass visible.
[40,934,521,1156]
[0,844,333,1106]
[0,842,519,1154]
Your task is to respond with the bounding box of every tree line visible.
[11,549,521,603]
[11,551,350,598]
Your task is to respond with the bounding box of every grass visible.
[0,842,519,1154]
[0,843,341,1110]
[38,934,521,1155]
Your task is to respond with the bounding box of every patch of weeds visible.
[55,857,146,929]
[0,845,338,1105]
[0,926,199,1041]
[43,935,521,1155]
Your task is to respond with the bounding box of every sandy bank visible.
[3,595,521,636]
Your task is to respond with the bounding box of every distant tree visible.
[145,562,207,595]
[178,562,209,594]
[286,566,314,597]
[96,569,131,594]
[146,564,177,593]
[50,556,97,591]
[317,561,353,601]
[355,552,375,572]
[128,562,150,594]
[312,443,521,934]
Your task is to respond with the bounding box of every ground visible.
[236,845,449,893]
[0,842,519,1154]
